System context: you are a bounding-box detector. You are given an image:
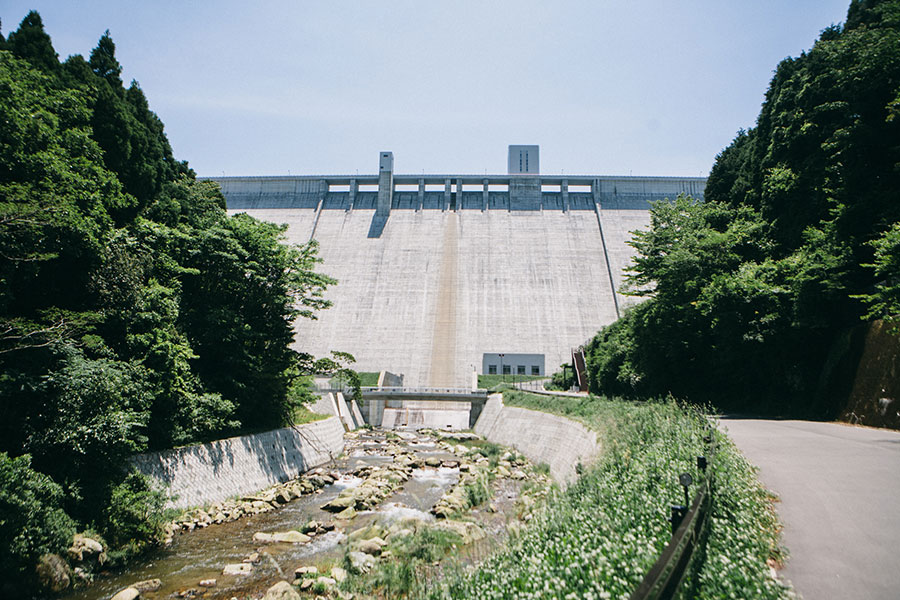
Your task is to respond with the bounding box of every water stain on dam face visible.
[429,213,459,387]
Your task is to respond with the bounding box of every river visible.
[65,428,543,600]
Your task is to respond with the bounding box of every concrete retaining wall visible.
[474,393,600,486]
[378,371,404,387]
[310,393,338,417]
[309,392,364,431]
[839,320,900,429]
[131,417,345,509]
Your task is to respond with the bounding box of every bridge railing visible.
[311,382,351,393]
[360,386,488,396]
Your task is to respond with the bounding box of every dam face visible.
[213,151,705,387]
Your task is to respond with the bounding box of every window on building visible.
[488,365,497,375]
[517,365,526,375]
[502,365,511,375]
[532,366,540,375]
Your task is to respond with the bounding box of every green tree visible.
[179,215,334,428]
[587,1,900,415]
[24,346,152,521]
[858,222,900,327]
[88,30,122,87]
[0,52,124,316]
[101,471,166,559]
[5,11,58,73]
[0,453,76,588]
[0,14,337,589]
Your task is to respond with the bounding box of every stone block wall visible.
[839,320,900,429]
[131,417,345,509]
[474,393,599,486]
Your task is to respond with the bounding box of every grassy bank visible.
[425,391,791,599]
[290,406,332,425]
[477,374,545,390]
[329,371,380,388]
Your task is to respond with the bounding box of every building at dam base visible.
[210,149,706,387]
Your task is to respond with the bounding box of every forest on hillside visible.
[0,12,335,596]
[585,0,900,416]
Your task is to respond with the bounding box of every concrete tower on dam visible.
[210,147,705,388]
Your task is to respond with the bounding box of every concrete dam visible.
[212,148,705,387]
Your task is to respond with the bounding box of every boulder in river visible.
[348,523,385,542]
[263,580,301,600]
[223,563,253,575]
[321,493,356,512]
[434,520,486,544]
[301,520,321,534]
[253,531,310,544]
[131,579,162,594]
[131,578,162,592]
[347,550,377,574]
[35,554,70,593]
[335,506,357,520]
[434,431,481,441]
[273,531,310,543]
[307,475,327,488]
[294,566,317,578]
[355,536,387,555]
[109,587,140,600]
[68,534,105,564]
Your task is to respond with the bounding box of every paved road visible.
[720,418,900,600]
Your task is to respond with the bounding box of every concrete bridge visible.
[359,387,488,430]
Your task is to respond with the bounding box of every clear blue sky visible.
[3,1,851,177]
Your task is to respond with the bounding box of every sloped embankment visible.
[434,391,794,600]
[474,393,600,485]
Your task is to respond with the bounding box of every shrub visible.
[101,471,166,561]
[398,527,462,563]
[348,526,463,597]
[463,474,492,508]
[546,363,576,391]
[0,453,76,588]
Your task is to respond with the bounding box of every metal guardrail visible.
[360,386,488,396]
[630,437,716,600]
[313,385,490,397]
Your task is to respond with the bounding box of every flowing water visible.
[65,429,528,600]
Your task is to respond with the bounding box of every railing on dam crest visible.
[312,383,488,398]
[361,386,488,398]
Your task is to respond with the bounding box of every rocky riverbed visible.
[63,428,553,600]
